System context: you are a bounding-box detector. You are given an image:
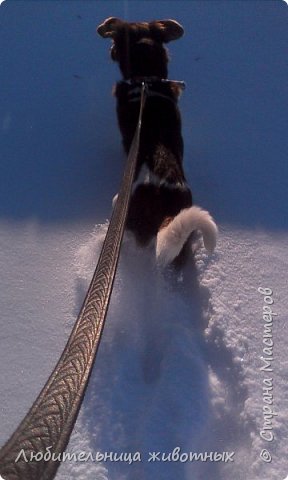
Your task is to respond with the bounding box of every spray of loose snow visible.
[54,222,288,480]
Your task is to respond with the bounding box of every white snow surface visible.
[1,1,288,480]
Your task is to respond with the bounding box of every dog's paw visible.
[112,193,118,208]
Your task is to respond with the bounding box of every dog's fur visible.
[97,17,217,265]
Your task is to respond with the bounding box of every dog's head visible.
[97,17,184,80]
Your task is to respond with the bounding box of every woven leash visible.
[0,83,147,480]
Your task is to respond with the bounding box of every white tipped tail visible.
[156,206,218,265]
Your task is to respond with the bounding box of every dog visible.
[97,17,217,265]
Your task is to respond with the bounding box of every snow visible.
[1,1,288,480]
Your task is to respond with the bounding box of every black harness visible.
[121,77,186,104]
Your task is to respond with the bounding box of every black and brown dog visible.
[97,17,217,265]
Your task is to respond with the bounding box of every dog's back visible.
[115,79,185,183]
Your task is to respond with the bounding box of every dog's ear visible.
[150,19,184,43]
[97,17,123,38]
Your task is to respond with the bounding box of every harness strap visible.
[128,85,176,104]
[123,77,186,90]
[123,77,185,104]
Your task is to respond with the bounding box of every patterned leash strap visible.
[0,83,147,480]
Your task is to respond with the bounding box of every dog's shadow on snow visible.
[72,230,249,480]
